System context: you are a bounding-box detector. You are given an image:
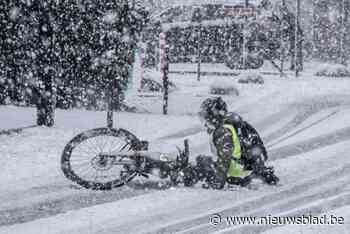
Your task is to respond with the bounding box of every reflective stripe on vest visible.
[223,124,241,159]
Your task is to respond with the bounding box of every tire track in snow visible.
[145,164,350,234]
[254,108,295,134]
[0,180,171,226]
[268,125,350,161]
[158,97,350,155]
[263,98,344,144]
[189,108,350,161]
[155,107,297,143]
[266,110,339,148]
[188,175,350,234]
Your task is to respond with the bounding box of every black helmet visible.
[199,97,227,128]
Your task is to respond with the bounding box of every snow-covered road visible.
[1,74,350,233]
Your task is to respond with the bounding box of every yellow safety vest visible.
[223,124,252,178]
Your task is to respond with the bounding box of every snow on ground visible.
[267,106,350,148]
[2,137,350,234]
[1,64,350,233]
[0,105,36,129]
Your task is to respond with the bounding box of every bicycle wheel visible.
[61,128,140,190]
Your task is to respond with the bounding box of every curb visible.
[169,71,240,76]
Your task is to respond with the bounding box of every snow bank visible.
[315,64,350,78]
[209,79,239,96]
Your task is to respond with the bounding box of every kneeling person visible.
[197,97,279,189]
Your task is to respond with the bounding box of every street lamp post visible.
[242,0,249,70]
[192,7,202,82]
[197,26,202,81]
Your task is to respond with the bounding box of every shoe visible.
[260,167,279,185]
[227,176,252,187]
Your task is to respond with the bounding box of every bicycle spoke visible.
[106,137,120,153]
[95,135,106,153]
[73,163,94,178]
[100,135,110,153]
[87,137,104,154]
[70,152,92,161]
[99,136,109,153]
[75,147,96,157]
[83,138,100,155]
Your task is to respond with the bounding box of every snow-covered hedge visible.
[119,102,147,113]
[238,73,265,84]
[210,79,239,96]
[315,64,350,78]
[140,78,163,92]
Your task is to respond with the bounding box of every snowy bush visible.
[238,73,265,85]
[140,78,163,92]
[140,70,177,92]
[315,64,350,78]
[118,102,149,113]
[210,80,239,96]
